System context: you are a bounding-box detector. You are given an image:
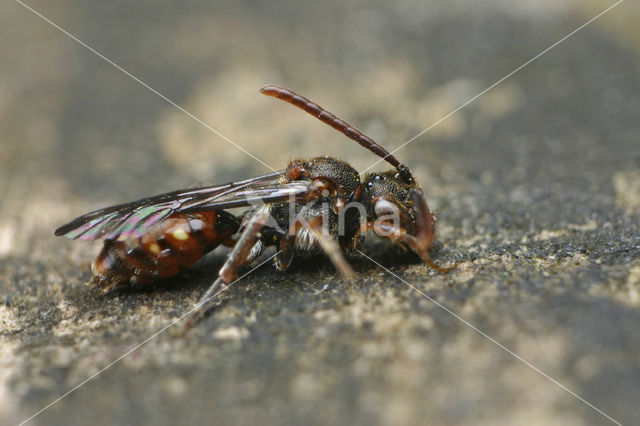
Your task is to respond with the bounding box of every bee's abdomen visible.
[91,211,238,291]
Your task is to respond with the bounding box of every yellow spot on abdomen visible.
[149,243,161,255]
[172,228,189,241]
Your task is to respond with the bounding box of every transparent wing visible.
[54,171,308,241]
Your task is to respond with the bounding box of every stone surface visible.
[1,1,639,425]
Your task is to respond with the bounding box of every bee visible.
[56,85,454,328]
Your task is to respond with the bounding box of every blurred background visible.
[1,1,639,425]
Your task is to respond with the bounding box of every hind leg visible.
[181,209,269,331]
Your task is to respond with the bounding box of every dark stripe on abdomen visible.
[90,210,239,291]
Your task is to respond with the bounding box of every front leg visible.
[359,221,456,273]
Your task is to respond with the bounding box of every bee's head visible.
[362,171,435,251]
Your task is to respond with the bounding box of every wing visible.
[55,171,309,241]
[179,181,312,212]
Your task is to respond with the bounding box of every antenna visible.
[260,85,414,183]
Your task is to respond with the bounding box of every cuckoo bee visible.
[56,85,454,328]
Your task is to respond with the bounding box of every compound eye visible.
[374,199,399,217]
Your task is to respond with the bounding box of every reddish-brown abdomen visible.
[91,210,238,291]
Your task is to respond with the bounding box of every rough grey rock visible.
[1,1,639,425]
